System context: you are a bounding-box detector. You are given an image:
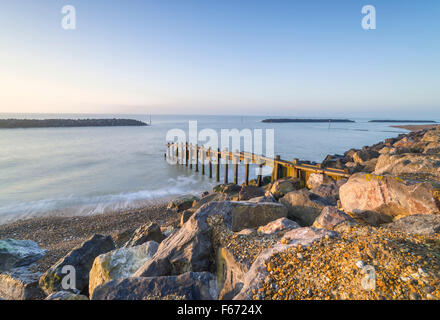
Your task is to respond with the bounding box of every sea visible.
[0,113,435,224]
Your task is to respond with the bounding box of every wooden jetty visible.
[165,142,350,187]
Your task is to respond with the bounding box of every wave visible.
[0,175,211,224]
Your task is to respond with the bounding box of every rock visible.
[352,149,380,164]
[180,209,195,227]
[39,234,115,295]
[257,218,300,235]
[134,201,287,278]
[192,192,228,211]
[233,227,339,300]
[0,267,45,300]
[339,173,440,225]
[310,180,346,205]
[322,154,345,169]
[238,186,265,201]
[248,194,277,203]
[374,153,440,180]
[0,239,46,272]
[216,247,250,300]
[306,173,335,190]
[92,272,218,300]
[45,291,89,300]
[279,189,330,226]
[167,195,200,212]
[236,228,256,236]
[385,214,440,235]
[89,241,159,296]
[213,183,242,195]
[228,201,288,232]
[269,178,301,199]
[281,227,339,244]
[113,228,135,248]
[123,222,165,247]
[313,206,354,229]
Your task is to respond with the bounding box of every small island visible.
[0,118,148,129]
[261,118,355,123]
[368,120,437,123]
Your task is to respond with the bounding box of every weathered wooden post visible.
[257,162,263,187]
[185,142,189,166]
[189,143,194,169]
[272,155,281,181]
[223,148,229,184]
[244,159,250,186]
[292,158,299,178]
[208,147,213,178]
[216,148,221,182]
[200,145,204,175]
[233,150,239,185]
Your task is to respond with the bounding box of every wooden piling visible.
[223,148,229,184]
[195,144,199,172]
[216,148,220,182]
[208,147,213,178]
[200,146,205,175]
[233,152,239,185]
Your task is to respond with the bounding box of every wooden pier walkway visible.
[165,142,350,187]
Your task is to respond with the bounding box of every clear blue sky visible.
[0,0,439,117]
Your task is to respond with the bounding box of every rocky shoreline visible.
[0,118,148,129]
[1,125,440,300]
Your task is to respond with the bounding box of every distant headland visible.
[0,118,148,129]
[261,118,355,123]
[369,120,437,123]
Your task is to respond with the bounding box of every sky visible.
[0,0,439,117]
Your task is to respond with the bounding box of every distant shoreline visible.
[0,118,148,129]
[390,124,440,131]
[369,120,436,123]
[261,118,354,123]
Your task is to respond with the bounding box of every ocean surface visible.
[0,113,434,224]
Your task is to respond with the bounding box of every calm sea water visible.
[0,113,433,224]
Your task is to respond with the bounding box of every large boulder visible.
[123,222,164,247]
[257,218,300,235]
[134,201,287,278]
[233,227,339,300]
[313,206,354,230]
[352,149,380,164]
[39,234,115,295]
[339,173,440,225]
[279,189,330,226]
[385,214,440,235]
[89,241,159,296]
[247,194,277,203]
[310,179,347,205]
[216,247,250,300]
[213,183,241,195]
[167,195,200,212]
[92,272,218,300]
[269,178,301,199]
[192,193,228,210]
[45,291,89,300]
[0,267,45,300]
[374,153,440,180]
[238,186,265,201]
[306,173,335,190]
[0,239,46,272]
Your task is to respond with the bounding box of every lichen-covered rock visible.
[92,272,218,300]
[352,149,380,164]
[89,241,159,296]
[0,239,46,272]
[0,267,45,300]
[279,189,330,226]
[167,195,200,212]
[269,178,301,199]
[313,206,354,230]
[257,218,300,235]
[45,291,89,300]
[238,186,265,201]
[39,234,115,295]
[213,183,242,195]
[248,194,277,203]
[123,222,164,247]
[385,214,440,235]
[310,179,346,205]
[374,153,440,180]
[339,173,440,225]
